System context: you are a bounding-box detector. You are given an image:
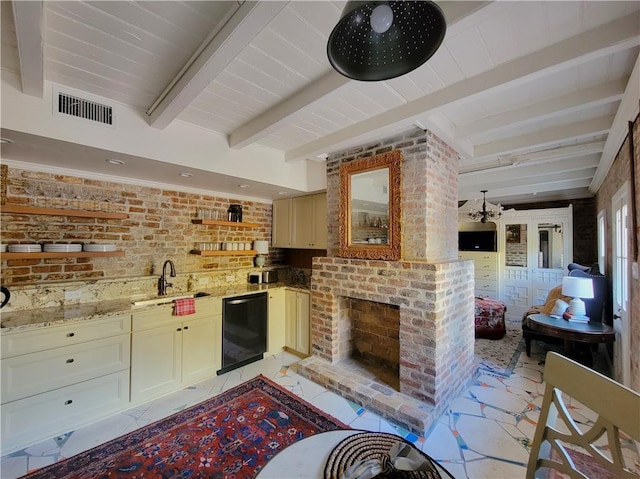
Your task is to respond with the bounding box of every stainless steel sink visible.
[131,291,211,307]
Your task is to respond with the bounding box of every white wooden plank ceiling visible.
[1,0,639,204]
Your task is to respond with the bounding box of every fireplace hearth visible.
[297,257,475,434]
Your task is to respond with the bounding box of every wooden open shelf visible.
[2,251,125,259]
[190,250,256,257]
[1,204,127,219]
[192,219,259,228]
[352,226,388,231]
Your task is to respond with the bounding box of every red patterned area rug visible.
[22,375,349,479]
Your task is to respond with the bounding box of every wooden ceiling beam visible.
[11,0,44,98]
[229,1,491,151]
[284,12,640,162]
[474,116,614,158]
[456,79,626,139]
[147,1,287,129]
[591,54,640,193]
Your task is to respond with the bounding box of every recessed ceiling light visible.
[106,158,125,165]
[277,191,288,195]
[238,184,250,188]
[0,138,14,144]
[179,172,193,178]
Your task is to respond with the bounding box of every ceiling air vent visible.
[56,91,113,126]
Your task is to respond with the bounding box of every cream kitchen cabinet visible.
[130,299,222,403]
[273,193,327,249]
[292,193,327,249]
[285,289,310,356]
[272,198,293,247]
[0,315,131,452]
[265,288,286,356]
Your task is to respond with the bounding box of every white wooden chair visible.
[527,352,640,479]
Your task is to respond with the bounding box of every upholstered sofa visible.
[522,263,608,356]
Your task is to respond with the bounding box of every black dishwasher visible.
[218,292,267,375]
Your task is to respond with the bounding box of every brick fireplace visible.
[297,127,476,434]
[347,297,400,389]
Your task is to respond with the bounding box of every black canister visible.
[228,204,243,222]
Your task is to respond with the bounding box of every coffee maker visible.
[228,204,243,222]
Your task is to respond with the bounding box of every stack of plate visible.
[8,244,42,253]
[83,244,117,252]
[43,243,83,253]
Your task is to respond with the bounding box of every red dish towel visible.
[173,297,196,316]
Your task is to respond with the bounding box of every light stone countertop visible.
[0,282,309,333]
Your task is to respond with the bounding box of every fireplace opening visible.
[343,297,400,390]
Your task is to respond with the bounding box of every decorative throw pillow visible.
[549,299,569,317]
[541,285,571,315]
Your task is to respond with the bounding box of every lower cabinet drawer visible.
[474,269,497,281]
[1,315,131,359]
[474,260,497,272]
[474,279,497,292]
[475,289,498,300]
[1,334,130,403]
[1,370,130,453]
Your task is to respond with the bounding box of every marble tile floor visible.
[2,346,638,479]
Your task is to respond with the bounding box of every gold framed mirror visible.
[339,150,401,260]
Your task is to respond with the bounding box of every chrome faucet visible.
[158,260,176,296]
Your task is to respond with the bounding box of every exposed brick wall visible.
[312,257,475,407]
[325,127,460,262]
[1,167,277,285]
[312,126,475,409]
[596,115,639,391]
[349,298,400,372]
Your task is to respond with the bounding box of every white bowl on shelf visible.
[43,243,83,253]
[83,244,117,252]
[8,244,42,253]
[0,244,6,253]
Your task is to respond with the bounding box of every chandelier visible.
[468,190,503,223]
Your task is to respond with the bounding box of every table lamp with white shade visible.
[253,240,269,267]
[561,276,594,318]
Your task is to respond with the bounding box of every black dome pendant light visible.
[327,1,446,82]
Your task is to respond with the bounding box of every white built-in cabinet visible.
[0,315,131,452]
[459,205,573,320]
[0,287,295,453]
[130,298,221,403]
[458,251,499,299]
[273,193,327,249]
[285,289,310,356]
[498,206,573,320]
[266,288,286,356]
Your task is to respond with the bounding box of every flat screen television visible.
[459,231,497,252]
